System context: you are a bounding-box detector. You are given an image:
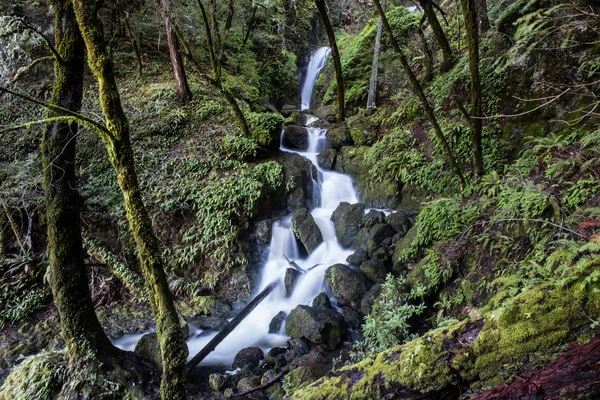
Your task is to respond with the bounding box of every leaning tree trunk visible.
[71,1,188,399]
[315,0,345,122]
[373,0,465,188]
[419,0,454,72]
[367,0,386,110]
[476,0,490,33]
[44,0,118,361]
[461,0,484,177]
[161,0,192,104]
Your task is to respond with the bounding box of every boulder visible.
[317,149,337,170]
[362,209,385,229]
[361,283,383,316]
[285,268,303,296]
[351,228,371,250]
[281,104,298,117]
[315,105,334,120]
[392,224,419,272]
[254,219,272,245]
[347,247,369,266]
[285,338,311,362]
[370,223,396,247]
[284,366,318,394]
[237,375,261,391]
[291,208,323,254]
[283,125,309,150]
[134,332,161,371]
[347,114,377,146]
[326,123,353,149]
[312,292,332,308]
[360,259,387,283]
[331,202,365,248]
[277,152,318,211]
[209,373,228,392]
[325,264,373,308]
[284,111,308,126]
[233,347,265,369]
[269,311,287,334]
[188,315,228,331]
[285,305,347,349]
[386,210,413,234]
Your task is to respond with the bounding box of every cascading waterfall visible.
[116,46,359,366]
[300,47,332,110]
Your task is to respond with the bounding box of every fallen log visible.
[187,280,279,371]
[284,254,305,274]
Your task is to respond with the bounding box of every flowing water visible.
[116,46,359,366]
[300,47,332,111]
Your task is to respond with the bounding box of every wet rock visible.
[347,247,369,266]
[370,223,396,246]
[134,332,161,371]
[285,338,311,362]
[285,305,347,349]
[315,105,334,120]
[361,283,383,319]
[347,114,377,146]
[362,209,385,229]
[386,210,413,234]
[188,315,228,331]
[392,224,419,271]
[233,347,265,369]
[285,268,303,296]
[325,264,373,308]
[278,152,318,211]
[209,373,227,392]
[285,111,308,126]
[269,311,287,334]
[317,149,337,170]
[291,208,323,254]
[263,346,288,369]
[312,292,332,308]
[271,388,286,400]
[284,366,318,393]
[372,246,391,263]
[331,202,365,248]
[281,104,298,117]
[254,219,273,245]
[237,375,261,390]
[360,259,387,282]
[326,123,353,149]
[283,125,309,150]
[351,228,371,250]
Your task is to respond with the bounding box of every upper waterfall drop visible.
[301,47,332,110]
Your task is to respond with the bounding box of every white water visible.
[116,47,360,366]
[300,47,332,110]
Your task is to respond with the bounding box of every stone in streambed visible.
[209,373,228,392]
[347,247,369,266]
[325,264,372,309]
[326,122,353,149]
[285,305,346,349]
[283,125,309,150]
[291,208,323,254]
[269,311,287,334]
[317,149,337,170]
[134,332,162,371]
[312,292,332,309]
[360,259,387,283]
[331,202,365,248]
[386,210,413,234]
[362,209,385,229]
[233,346,264,369]
[285,268,303,296]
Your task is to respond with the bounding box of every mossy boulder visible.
[285,268,303,296]
[233,347,265,369]
[283,125,309,150]
[277,152,318,212]
[360,283,382,316]
[386,210,413,234]
[392,224,419,272]
[135,332,162,371]
[283,366,318,394]
[326,123,353,149]
[291,208,323,254]
[315,105,334,121]
[317,149,337,170]
[285,305,347,349]
[312,292,332,308]
[359,259,387,283]
[362,209,385,229]
[209,373,228,392]
[331,202,365,248]
[285,111,308,126]
[369,223,396,248]
[347,114,377,146]
[281,104,298,117]
[325,264,373,309]
[237,375,261,390]
[347,247,369,266]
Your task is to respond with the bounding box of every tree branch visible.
[10,56,54,84]
[9,17,64,64]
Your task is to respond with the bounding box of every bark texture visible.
[315,0,345,122]
[367,0,386,109]
[44,0,117,360]
[72,1,188,398]
[461,0,484,177]
[161,0,192,104]
[419,0,454,71]
[475,0,490,33]
[373,0,465,188]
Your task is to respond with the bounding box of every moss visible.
[0,351,67,400]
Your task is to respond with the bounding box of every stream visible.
[115,47,360,366]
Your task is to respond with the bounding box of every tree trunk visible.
[461,0,484,177]
[373,0,465,188]
[419,0,454,72]
[161,0,192,104]
[367,0,386,110]
[476,0,490,33]
[71,1,188,398]
[224,0,235,33]
[315,0,345,122]
[122,10,143,79]
[208,0,223,79]
[418,27,434,82]
[45,0,117,360]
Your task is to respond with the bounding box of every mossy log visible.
[290,278,600,399]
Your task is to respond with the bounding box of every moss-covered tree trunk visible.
[44,0,117,360]
[315,0,345,122]
[418,0,454,72]
[373,0,465,188]
[476,0,490,33]
[161,0,192,104]
[367,0,386,109]
[71,1,188,398]
[461,0,484,177]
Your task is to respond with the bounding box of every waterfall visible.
[115,47,359,366]
[300,47,332,110]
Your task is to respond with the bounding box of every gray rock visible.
[326,123,353,149]
[386,210,413,234]
[325,264,373,308]
[360,259,387,282]
[312,292,332,308]
[233,346,265,369]
[370,223,396,246]
[347,114,377,146]
[347,247,369,266]
[285,305,347,349]
[392,224,419,271]
[351,228,371,250]
[372,246,390,263]
[361,283,383,316]
[285,338,311,362]
[269,311,287,334]
[281,104,298,117]
[209,373,227,392]
[237,375,261,390]
[278,152,318,211]
[331,202,365,248]
[317,149,337,170]
[292,208,323,254]
[283,125,309,150]
[188,315,228,331]
[285,268,303,296]
[315,105,334,120]
[254,219,272,245]
[135,332,161,371]
[362,209,385,229]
